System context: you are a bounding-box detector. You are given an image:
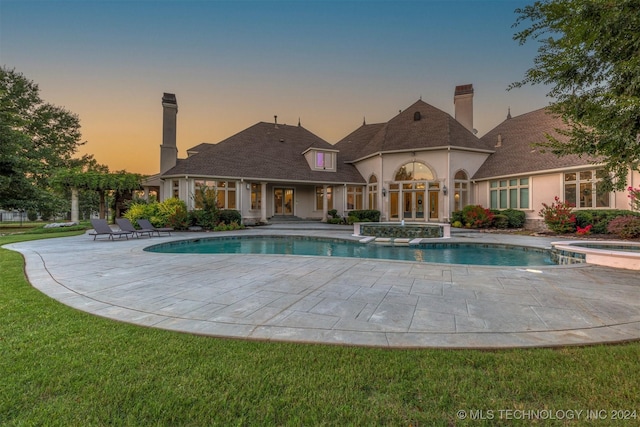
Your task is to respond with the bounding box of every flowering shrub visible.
[461,205,494,228]
[576,224,592,235]
[607,215,640,239]
[539,196,576,234]
[628,186,640,211]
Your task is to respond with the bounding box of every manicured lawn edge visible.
[1,232,639,425]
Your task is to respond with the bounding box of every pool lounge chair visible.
[115,218,154,238]
[89,219,133,240]
[137,218,173,236]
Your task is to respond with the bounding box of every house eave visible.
[346,146,495,164]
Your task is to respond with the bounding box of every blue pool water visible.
[145,236,554,266]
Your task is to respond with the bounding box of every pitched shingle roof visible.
[473,108,599,180]
[162,122,365,183]
[335,99,492,161]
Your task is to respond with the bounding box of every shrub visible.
[492,214,509,229]
[218,209,242,225]
[451,210,464,224]
[574,209,640,234]
[539,196,576,234]
[348,210,381,222]
[27,210,38,221]
[576,224,592,235]
[461,205,494,228]
[123,201,158,226]
[159,198,189,230]
[328,209,339,219]
[502,208,526,228]
[452,220,463,228]
[327,218,343,224]
[192,185,219,229]
[213,220,244,232]
[607,216,640,239]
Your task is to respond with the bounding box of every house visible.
[144,87,638,228]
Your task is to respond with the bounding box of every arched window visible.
[395,161,434,181]
[453,170,469,211]
[368,175,378,210]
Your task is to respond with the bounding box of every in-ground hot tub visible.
[353,222,450,239]
[551,240,640,270]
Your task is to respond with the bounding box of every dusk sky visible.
[1,0,549,175]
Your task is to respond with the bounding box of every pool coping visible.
[5,228,640,349]
[551,240,640,271]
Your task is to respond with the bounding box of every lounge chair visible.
[89,219,133,240]
[137,218,173,236]
[115,218,154,238]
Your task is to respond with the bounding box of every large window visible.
[250,183,261,210]
[564,169,610,208]
[489,178,529,209]
[315,186,333,210]
[395,161,434,181]
[368,175,378,210]
[194,180,236,209]
[347,186,363,210]
[453,170,468,211]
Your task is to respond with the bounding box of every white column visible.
[260,182,267,223]
[322,185,328,222]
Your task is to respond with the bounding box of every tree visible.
[511,0,640,190]
[0,67,90,212]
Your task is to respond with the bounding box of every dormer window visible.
[316,151,333,169]
[303,148,338,172]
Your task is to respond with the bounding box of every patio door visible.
[274,188,294,215]
[401,191,426,220]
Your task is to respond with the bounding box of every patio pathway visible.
[5,225,640,348]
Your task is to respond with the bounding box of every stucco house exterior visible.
[144,86,639,228]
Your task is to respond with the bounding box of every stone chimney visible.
[160,93,178,174]
[454,84,474,133]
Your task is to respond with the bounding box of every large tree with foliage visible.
[0,67,91,213]
[511,0,640,190]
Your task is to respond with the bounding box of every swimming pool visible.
[145,236,554,266]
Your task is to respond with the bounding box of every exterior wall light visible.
[443,185,448,196]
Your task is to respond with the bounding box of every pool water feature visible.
[146,236,554,266]
[354,222,450,239]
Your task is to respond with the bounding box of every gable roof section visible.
[162,122,365,184]
[473,108,599,180]
[335,99,492,161]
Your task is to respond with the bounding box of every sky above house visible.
[1,0,549,175]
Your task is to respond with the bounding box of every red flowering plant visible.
[576,224,592,235]
[461,205,494,228]
[539,196,576,234]
[628,186,640,211]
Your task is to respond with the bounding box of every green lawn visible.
[1,231,639,426]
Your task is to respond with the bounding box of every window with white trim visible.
[368,175,378,210]
[315,186,333,210]
[315,152,334,170]
[564,169,610,208]
[194,180,237,210]
[489,178,529,209]
[347,186,363,210]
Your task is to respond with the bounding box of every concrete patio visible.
[5,224,640,348]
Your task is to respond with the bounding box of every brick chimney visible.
[454,84,474,133]
[160,93,178,174]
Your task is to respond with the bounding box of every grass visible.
[1,231,639,425]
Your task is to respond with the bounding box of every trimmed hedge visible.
[218,209,242,225]
[348,210,380,222]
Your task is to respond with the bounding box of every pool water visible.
[145,236,554,266]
